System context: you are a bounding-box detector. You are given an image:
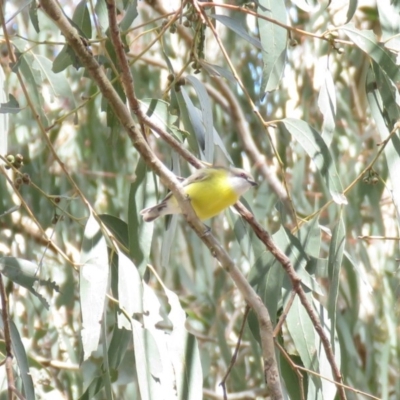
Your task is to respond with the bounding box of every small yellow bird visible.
[140,166,257,222]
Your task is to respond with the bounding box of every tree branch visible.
[38,1,283,398]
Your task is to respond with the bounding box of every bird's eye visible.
[240,172,247,179]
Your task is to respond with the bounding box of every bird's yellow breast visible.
[183,173,239,220]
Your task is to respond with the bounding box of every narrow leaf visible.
[33,55,77,111]
[286,295,319,373]
[117,250,142,330]
[282,118,347,205]
[186,75,214,162]
[119,1,138,32]
[128,158,155,274]
[365,64,400,224]
[73,0,92,39]
[99,214,129,249]
[258,0,288,93]
[0,65,8,155]
[29,1,40,33]
[11,38,48,127]
[345,0,358,23]
[52,45,74,73]
[0,257,55,309]
[163,285,203,400]
[80,213,109,360]
[175,87,205,159]
[0,318,35,400]
[0,94,19,114]
[327,209,345,350]
[318,66,336,147]
[199,60,236,84]
[341,24,400,83]
[210,14,264,50]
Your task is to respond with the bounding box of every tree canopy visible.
[0,0,399,399]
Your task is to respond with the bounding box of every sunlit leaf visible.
[345,0,358,23]
[80,213,109,360]
[117,250,142,330]
[341,24,400,83]
[0,257,57,309]
[318,66,336,147]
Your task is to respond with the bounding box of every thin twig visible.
[39,1,283,398]
[233,201,346,400]
[0,273,16,400]
[220,306,251,400]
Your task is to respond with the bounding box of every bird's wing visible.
[182,169,210,187]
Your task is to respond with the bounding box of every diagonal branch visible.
[38,1,283,398]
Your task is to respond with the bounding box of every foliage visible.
[0,0,399,399]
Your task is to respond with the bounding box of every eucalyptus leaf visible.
[258,0,288,94]
[80,213,109,360]
[341,24,400,83]
[210,14,264,50]
[282,118,347,205]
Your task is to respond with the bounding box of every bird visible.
[140,166,257,222]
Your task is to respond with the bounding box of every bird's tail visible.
[140,203,166,222]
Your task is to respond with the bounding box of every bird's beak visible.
[248,178,258,187]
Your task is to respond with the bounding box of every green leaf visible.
[314,302,340,400]
[32,55,77,111]
[345,0,358,23]
[282,118,347,205]
[286,295,319,373]
[131,285,167,399]
[199,60,236,84]
[341,24,400,83]
[128,158,155,274]
[94,0,109,30]
[119,0,138,32]
[0,318,35,400]
[117,250,142,330]
[0,94,20,114]
[11,38,48,127]
[365,63,400,225]
[0,257,57,309]
[210,14,264,50]
[52,45,73,73]
[248,250,285,325]
[175,87,205,158]
[377,0,400,45]
[80,212,109,360]
[186,75,214,162]
[107,325,132,369]
[318,66,336,147]
[140,98,184,142]
[0,64,7,155]
[73,0,92,39]
[258,0,288,93]
[163,284,203,400]
[99,214,129,249]
[276,226,324,296]
[327,209,345,351]
[29,1,40,33]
